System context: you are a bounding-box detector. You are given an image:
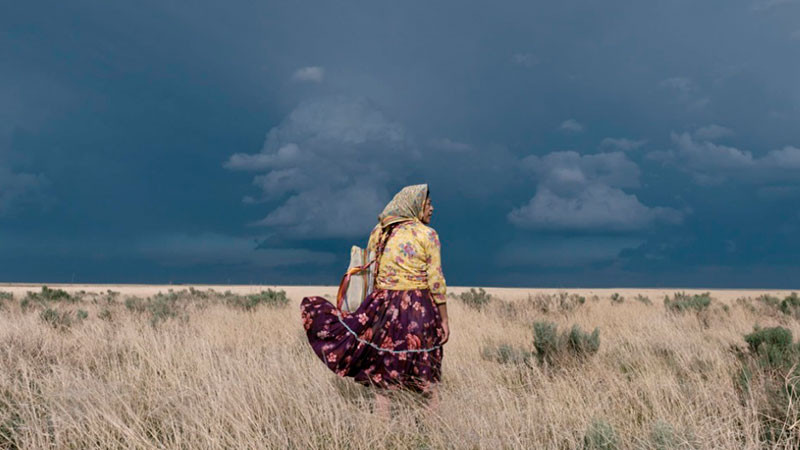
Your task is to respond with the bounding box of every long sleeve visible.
[423,228,447,304]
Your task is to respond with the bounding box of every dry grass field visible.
[2,284,800,449]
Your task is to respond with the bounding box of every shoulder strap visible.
[334,220,408,311]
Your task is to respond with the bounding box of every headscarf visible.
[377,184,428,228]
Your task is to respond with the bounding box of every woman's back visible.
[367,219,447,304]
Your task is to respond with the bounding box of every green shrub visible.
[610,293,624,304]
[147,293,181,325]
[737,326,800,444]
[0,291,11,310]
[664,292,711,313]
[757,294,781,308]
[744,326,798,369]
[39,308,72,329]
[527,292,585,314]
[649,420,679,450]
[780,292,800,318]
[124,293,182,326]
[76,309,89,321]
[634,294,652,305]
[459,288,492,310]
[125,297,147,313]
[0,402,21,449]
[583,418,619,450]
[533,321,600,365]
[481,343,532,366]
[98,308,113,321]
[225,289,289,311]
[26,286,75,303]
[568,325,600,357]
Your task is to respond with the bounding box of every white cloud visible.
[522,151,641,193]
[652,132,800,184]
[224,96,416,239]
[292,66,325,83]
[511,53,539,68]
[509,184,682,231]
[510,151,682,231]
[693,124,734,141]
[659,76,709,110]
[225,143,305,171]
[600,137,646,152]
[660,76,694,93]
[135,233,335,268]
[558,119,584,133]
[252,184,387,238]
[428,138,472,152]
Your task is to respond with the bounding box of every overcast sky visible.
[2,0,800,287]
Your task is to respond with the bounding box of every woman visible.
[300,184,450,415]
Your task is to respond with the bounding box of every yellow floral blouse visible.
[367,219,447,304]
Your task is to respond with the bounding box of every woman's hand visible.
[437,303,449,345]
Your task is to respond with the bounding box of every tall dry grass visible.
[1,286,799,449]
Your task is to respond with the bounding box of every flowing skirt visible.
[300,289,444,392]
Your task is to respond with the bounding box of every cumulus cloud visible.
[693,124,733,141]
[509,151,683,231]
[558,119,584,133]
[428,138,472,152]
[292,66,325,83]
[654,132,800,184]
[752,0,797,11]
[660,77,709,110]
[600,137,646,152]
[0,165,48,215]
[224,96,416,239]
[511,53,539,68]
[135,233,335,268]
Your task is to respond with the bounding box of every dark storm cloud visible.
[3,0,800,285]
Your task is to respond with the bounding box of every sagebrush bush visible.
[610,293,624,304]
[124,293,183,326]
[634,294,652,305]
[480,343,532,366]
[583,418,619,450]
[649,420,679,450]
[527,292,585,314]
[664,292,711,313]
[568,325,601,357]
[39,308,73,330]
[779,292,800,318]
[25,286,75,303]
[737,326,800,445]
[533,321,600,365]
[459,288,492,310]
[0,291,11,310]
[224,289,289,311]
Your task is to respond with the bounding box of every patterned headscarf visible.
[378,184,429,228]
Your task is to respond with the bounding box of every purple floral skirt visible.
[300,289,444,392]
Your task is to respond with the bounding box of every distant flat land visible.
[0,283,795,303]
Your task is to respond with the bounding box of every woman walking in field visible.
[300,184,450,415]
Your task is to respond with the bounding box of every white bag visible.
[337,246,375,312]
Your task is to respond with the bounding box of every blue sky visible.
[2,0,800,287]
